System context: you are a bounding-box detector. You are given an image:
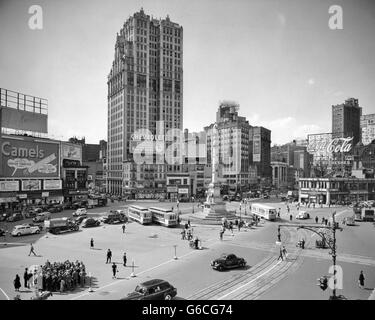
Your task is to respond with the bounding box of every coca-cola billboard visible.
[308,136,353,154]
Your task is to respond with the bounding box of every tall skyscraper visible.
[361,113,375,145]
[107,9,183,195]
[332,98,362,145]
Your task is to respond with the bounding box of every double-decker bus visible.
[251,203,277,221]
[127,205,152,225]
[149,207,178,227]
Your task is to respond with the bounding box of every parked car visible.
[6,212,24,222]
[211,253,247,271]
[73,208,88,217]
[72,216,86,225]
[121,279,177,300]
[103,210,127,224]
[32,212,51,223]
[72,201,88,210]
[0,213,10,222]
[295,211,310,220]
[11,224,40,237]
[47,204,63,213]
[0,228,5,236]
[81,218,100,228]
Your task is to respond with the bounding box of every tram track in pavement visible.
[187,228,301,300]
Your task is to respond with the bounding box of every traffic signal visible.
[316,276,328,291]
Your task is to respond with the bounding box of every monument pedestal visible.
[191,183,237,223]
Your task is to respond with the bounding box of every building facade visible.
[332,97,362,145]
[361,113,375,145]
[204,103,252,190]
[107,9,183,195]
[298,177,375,204]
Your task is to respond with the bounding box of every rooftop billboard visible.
[0,136,60,178]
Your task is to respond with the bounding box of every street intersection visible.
[0,199,374,300]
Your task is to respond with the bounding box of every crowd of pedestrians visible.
[40,260,87,292]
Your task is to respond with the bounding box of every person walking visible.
[187,220,191,228]
[23,268,29,289]
[287,205,290,214]
[301,239,305,249]
[358,271,365,289]
[278,208,281,218]
[219,230,223,241]
[123,252,127,267]
[112,263,118,279]
[282,246,287,258]
[90,238,94,249]
[122,224,126,234]
[14,274,21,292]
[277,248,284,261]
[28,243,37,256]
[315,216,318,224]
[181,229,186,240]
[106,249,112,264]
[289,214,292,221]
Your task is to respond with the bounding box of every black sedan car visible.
[82,218,100,228]
[122,279,177,300]
[211,253,247,271]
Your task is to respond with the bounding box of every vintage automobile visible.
[6,212,24,222]
[295,211,310,220]
[0,228,6,236]
[121,279,177,300]
[211,253,247,271]
[73,208,88,217]
[32,212,51,223]
[103,210,128,224]
[11,224,40,237]
[81,218,100,228]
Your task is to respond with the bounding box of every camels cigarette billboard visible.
[0,136,60,178]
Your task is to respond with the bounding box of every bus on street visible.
[251,203,277,221]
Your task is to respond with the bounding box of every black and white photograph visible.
[0,0,375,307]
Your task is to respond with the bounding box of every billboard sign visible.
[43,179,62,190]
[22,180,41,191]
[0,180,19,192]
[0,136,59,178]
[61,143,82,161]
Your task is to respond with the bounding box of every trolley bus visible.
[127,205,152,225]
[251,203,277,221]
[149,207,178,227]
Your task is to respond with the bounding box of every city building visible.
[181,129,209,198]
[271,161,288,189]
[332,97,362,145]
[298,176,375,204]
[107,9,183,195]
[0,134,64,211]
[60,141,88,203]
[352,140,375,171]
[249,126,272,186]
[204,102,252,190]
[204,102,271,191]
[361,113,375,145]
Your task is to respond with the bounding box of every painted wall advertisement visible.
[61,143,82,161]
[0,180,19,192]
[22,180,41,191]
[0,136,59,178]
[43,179,62,190]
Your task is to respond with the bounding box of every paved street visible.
[0,199,374,300]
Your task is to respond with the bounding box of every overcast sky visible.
[0,0,374,145]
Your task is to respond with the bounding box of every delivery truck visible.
[44,217,79,234]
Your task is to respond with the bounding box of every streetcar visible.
[251,203,277,221]
[127,205,152,225]
[149,207,178,227]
